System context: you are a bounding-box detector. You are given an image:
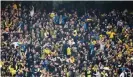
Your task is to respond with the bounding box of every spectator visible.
[1,1,133,77]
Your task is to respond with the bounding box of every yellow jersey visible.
[43,48,51,55]
[67,47,71,56]
[106,31,115,39]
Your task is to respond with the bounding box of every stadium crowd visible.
[1,2,133,77]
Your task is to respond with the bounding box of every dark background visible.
[1,1,133,15]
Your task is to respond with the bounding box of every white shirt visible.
[95,71,101,77]
[117,21,123,26]
[12,42,19,49]
[99,42,105,51]
[120,72,127,77]
[30,6,34,17]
